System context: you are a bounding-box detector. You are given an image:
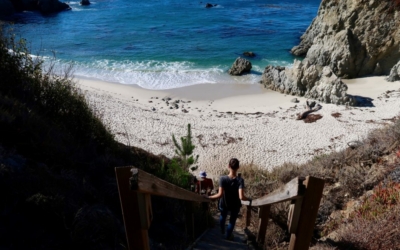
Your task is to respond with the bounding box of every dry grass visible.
[338,203,400,249]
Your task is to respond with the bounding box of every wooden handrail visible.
[116,166,324,250]
[241,177,305,207]
[129,167,210,203]
[241,176,324,250]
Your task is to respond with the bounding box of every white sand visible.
[76,76,400,178]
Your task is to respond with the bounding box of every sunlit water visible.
[11,0,320,89]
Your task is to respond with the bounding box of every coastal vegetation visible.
[156,124,199,188]
[0,26,201,249]
[231,117,400,249]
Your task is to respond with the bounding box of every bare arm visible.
[208,187,223,200]
[239,188,250,201]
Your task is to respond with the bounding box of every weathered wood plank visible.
[115,167,150,250]
[245,205,252,228]
[185,201,194,240]
[287,198,303,234]
[256,205,271,244]
[129,167,209,201]
[241,177,305,207]
[192,216,249,250]
[289,176,325,250]
[128,167,210,202]
[137,193,152,229]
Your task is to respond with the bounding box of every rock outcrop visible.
[262,60,356,105]
[228,57,252,76]
[37,0,70,14]
[387,61,400,82]
[243,51,256,57]
[80,0,90,5]
[205,3,217,8]
[0,0,15,17]
[291,0,400,78]
[6,0,70,15]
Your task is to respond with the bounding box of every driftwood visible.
[384,140,399,155]
[296,101,322,120]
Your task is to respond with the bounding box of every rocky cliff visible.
[261,0,400,106]
[291,0,400,78]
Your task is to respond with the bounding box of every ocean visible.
[11,0,320,89]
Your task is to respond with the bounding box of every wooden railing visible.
[115,166,324,250]
[115,167,210,250]
[241,176,325,249]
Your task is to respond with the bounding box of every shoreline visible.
[76,76,400,178]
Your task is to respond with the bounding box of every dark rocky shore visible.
[0,0,70,16]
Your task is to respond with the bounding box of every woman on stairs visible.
[206,158,252,241]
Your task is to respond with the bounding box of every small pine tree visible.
[172,123,199,172]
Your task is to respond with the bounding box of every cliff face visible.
[291,0,400,78]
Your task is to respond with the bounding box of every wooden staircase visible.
[115,167,324,250]
[189,215,251,250]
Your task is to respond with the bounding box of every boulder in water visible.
[80,0,90,5]
[228,57,252,76]
[243,51,256,57]
[38,0,71,14]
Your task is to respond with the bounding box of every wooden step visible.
[189,216,251,250]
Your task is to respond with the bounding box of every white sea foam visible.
[261,59,293,67]
[55,59,263,89]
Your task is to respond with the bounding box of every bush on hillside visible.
[0,26,116,164]
[0,24,204,249]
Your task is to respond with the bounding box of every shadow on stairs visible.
[188,216,254,250]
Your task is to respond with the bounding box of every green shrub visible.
[0,25,115,156]
[172,123,199,172]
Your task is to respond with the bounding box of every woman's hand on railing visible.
[241,198,252,206]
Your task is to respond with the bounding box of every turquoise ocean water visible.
[12,0,320,89]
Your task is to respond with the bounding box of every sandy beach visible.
[76,76,400,177]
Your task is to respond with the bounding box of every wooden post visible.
[245,205,252,228]
[202,202,210,227]
[115,167,150,250]
[289,176,325,250]
[256,205,271,244]
[137,193,152,229]
[185,201,194,240]
[287,198,303,234]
